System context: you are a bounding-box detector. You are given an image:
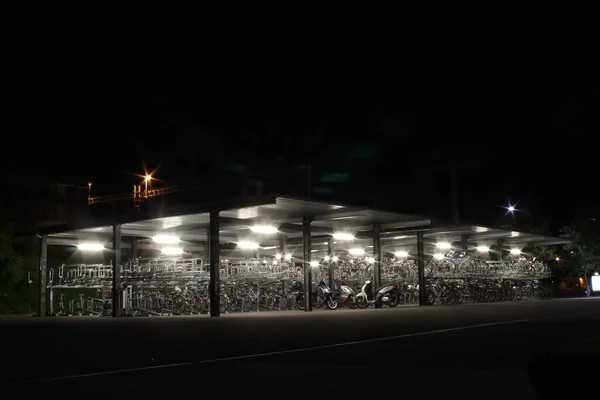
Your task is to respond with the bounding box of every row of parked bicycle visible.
[47,276,551,317]
[45,254,551,291]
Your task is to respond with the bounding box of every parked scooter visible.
[315,280,339,310]
[355,279,400,308]
[334,282,358,309]
[291,280,339,310]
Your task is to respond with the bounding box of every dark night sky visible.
[4,8,599,227]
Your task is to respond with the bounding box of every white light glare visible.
[333,232,355,241]
[152,235,180,244]
[395,251,409,258]
[284,253,292,260]
[250,225,278,234]
[237,241,260,250]
[510,248,521,255]
[310,261,319,267]
[367,257,375,263]
[433,253,444,260]
[77,243,104,251]
[349,248,365,256]
[275,253,282,259]
[323,255,331,262]
[332,256,339,262]
[476,246,490,252]
[161,247,184,255]
[436,242,451,249]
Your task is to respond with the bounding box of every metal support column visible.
[209,210,220,317]
[417,231,427,306]
[461,235,468,253]
[279,234,287,257]
[38,235,47,317]
[327,238,335,288]
[373,225,382,308]
[303,216,313,312]
[497,239,503,261]
[131,238,138,259]
[112,224,122,317]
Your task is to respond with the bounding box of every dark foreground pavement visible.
[1,299,599,399]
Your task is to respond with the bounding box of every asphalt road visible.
[1,299,599,399]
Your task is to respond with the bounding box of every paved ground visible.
[1,299,599,399]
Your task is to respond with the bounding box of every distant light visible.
[349,248,365,256]
[310,261,319,267]
[332,256,339,262]
[395,251,409,258]
[555,256,560,262]
[366,257,375,263]
[433,253,444,260]
[476,246,490,252]
[333,232,355,241]
[161,247,183,255]
[284,253,292,260]
[152,235,180,244]
[250,225,278,234]
[508,206,515,212]
[145,175,152,182]
[323,255,331,262]
[275,253,282,259]
[237,241,260,250]
[77,243,104,251]
[436,242,451,249]
[510,248,521,255]
[261,246,277,250]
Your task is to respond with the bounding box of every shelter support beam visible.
[131,238,138,259]
[327,238,334,288]
[497,239,503,261]
[373,225,382,308]
[112,224,122,317]
[38,235,47,317]
[417,231,427,306]
[279,234,287,256]
[209,211,220,317]
[303,216,313,312]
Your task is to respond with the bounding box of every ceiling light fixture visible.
[77,243,104,251]
[152,235,180,244]
[250,225,278,234]
[237,241,260,250]
[333,232,355,241]
[161,247,184,255]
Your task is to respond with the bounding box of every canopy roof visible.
[43,196,567,258]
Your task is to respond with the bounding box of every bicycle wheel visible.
[171,295,186,314]
[242,296,254,312]
[191,296,205,314]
